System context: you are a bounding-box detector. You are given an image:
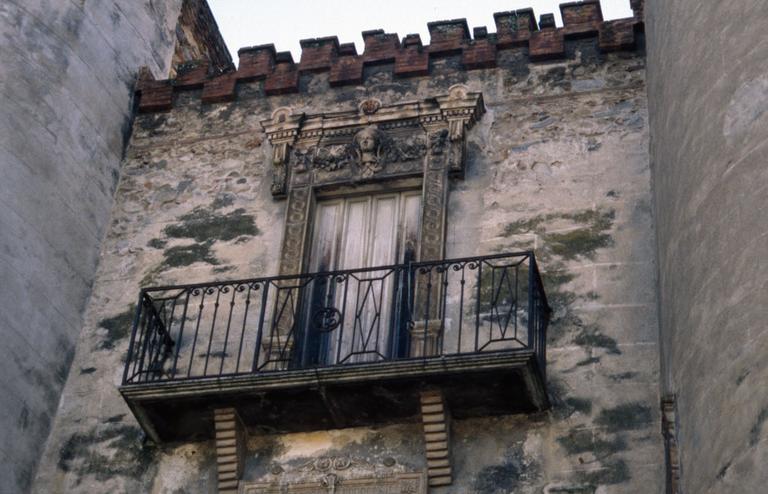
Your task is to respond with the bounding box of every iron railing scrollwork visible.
[122,252,550,385]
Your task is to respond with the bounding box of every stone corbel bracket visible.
[261,107,304,197]
[214,408,247,493]
[434,84,485,178]
[420,389,452,487]
[436,84,485,140]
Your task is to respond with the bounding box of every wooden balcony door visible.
[301,191,421,366]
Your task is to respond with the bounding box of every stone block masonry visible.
[0,2,184,492]
[0,1,230,492]
[646,0,768,491]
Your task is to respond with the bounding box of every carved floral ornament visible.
[359,98,381,115]
[259,85,485,197]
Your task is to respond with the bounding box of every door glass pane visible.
[307,191,421,365]
[309,201,343,273]
[338,198,370,270]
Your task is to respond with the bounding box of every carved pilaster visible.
[420,389,452,487]
[419,161,449,263]
[409,320,442,357]
[263,186,313,369]
[278,186,312,276]
[214,408,246,494]
[409,132,450,333]
[270,141,290,197]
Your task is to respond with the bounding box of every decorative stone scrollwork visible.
[300,456,360,473]
[382,134,428,163]
[313,144,354,172]
[259,91,485,190]
[429,129,449,156]
[291,148,313,173]
[286,131,428,178]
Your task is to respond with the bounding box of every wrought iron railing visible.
[122,252,550,385]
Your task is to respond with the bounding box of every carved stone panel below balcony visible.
[242,456,427,494]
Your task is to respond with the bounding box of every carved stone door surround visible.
[259,86,484,367]
[260,85,485,279]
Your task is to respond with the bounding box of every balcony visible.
[120,252,551,442]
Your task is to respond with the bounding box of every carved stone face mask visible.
[354,126,383,178]
[356,127,378,152]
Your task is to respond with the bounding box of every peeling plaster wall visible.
[0,1,183,491]
[33,39,664,493]
[646,1,768,492]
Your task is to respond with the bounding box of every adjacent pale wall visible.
[33,37,665,493]
[646,1,768,492]
[0,1,183,491]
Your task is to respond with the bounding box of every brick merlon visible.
[560,0,604,24]
[299,36,340,73]
[427,18,470,55]
[136,0,645,112]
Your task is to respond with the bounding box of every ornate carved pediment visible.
[242,456,427,494]
[260,86,485,195]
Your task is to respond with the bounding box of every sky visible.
[208,0,633,64]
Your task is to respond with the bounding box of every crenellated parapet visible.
[136,0,645,113]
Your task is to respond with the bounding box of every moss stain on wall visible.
[163,207,259,243]
[58,425,157,484]
[97,305,136,350]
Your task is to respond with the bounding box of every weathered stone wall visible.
[32,23,664,491]
[646,1,768,492]
[0,1,187,491]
